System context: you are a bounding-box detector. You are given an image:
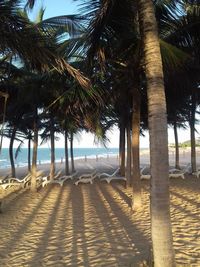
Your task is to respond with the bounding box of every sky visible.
[1,0,198,148]
[1,125,193,149]
[26,0,81,20]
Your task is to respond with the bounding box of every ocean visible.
[0,147,119,169]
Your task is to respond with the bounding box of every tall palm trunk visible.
[131,91,142,210]
[119,122,125,176]
[190,93,196,173]
[70,132,75,173]
[50,115,55,181]
[126,123,132,187]
[138,0,175,266]
[65,130,69,175]
[28,132,31,172]
[173,121,180,169]
[31,108,38,192]
[9,126,17,177]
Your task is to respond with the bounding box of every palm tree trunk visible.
[126,123,132,187]
[28,133,31,172]
[131,91,142,210]
[70,132,75,173]
[173,121,180,169]
[50,115,55,181]
[190,93,196,173]
[119,122,125,176]
[31,108,38,192]
[9,127,16,177]
[138,0,175,266]
[65,130,69,175]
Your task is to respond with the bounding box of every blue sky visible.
[26,0,81,20]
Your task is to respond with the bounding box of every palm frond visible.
[25,0,35,9]
[55,58,91,89]
[35,6,45,24]
[39,15,84,38]
[160,39,190,70]
[15,140,24,159]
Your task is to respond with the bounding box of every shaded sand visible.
[0,169,200,266]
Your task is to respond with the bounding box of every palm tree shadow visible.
[70,184,90,266]
[28,185,66,267]
[111,183,132,207]
[0,186,53,265]
[97,182,151,264]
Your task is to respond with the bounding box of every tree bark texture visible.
[131,91,142,210]
[31,108,38,192]
[50,115,55,181]
[28,134,31,172]
[9,127,16,178]
[138,0,175,266]
[126,124,132,187]
[119,122,126,176]
[173,122,180,169]
[65,130,69,175]
[190,93,196,173]
[70,132,75,173]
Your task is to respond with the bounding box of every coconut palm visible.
[137,1,176,265]
[77,0,179,264]
[17,0,200,265]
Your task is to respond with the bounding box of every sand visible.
[0,152,200,266]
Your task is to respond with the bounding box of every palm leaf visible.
[15,140,24,159]
[160,39,190,70]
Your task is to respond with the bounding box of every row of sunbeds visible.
[0,167,125,189]
[140,164,200,180]
[0,164,199,190]
[0,170,45,190]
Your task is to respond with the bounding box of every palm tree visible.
[22,0,199,265]
[131,87,142,209]
[137,0,175,265]
[64,129,69,175]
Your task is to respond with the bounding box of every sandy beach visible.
[0,151,200,266]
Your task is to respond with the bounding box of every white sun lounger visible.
[100,176,127,184]
[42,171,78,187]
[98,167,120,179]
[2,170,45,189]
[140,167,151,180]
[0,173,32,189]
[74,170,97,185]
[192,166,200,178]
[192,170,200,178]
[169,170,185,179]
[168,164,191,179]
[0,182,25,190]
[0,175,10,183]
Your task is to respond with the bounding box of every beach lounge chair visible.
[74,170,97,185]
[59,171,78,181]
[169,169,185,179]
[169,164,191,179]
[1,170,45,189]
[100,175,127,184]
[0,173,32,189]
[98,167,120,179]
[191,166,200,178]
[42,170,78,187]
[42,170,63,187]
[140,166,151,180]
[0,181,25,190]
[193,170,200,178]
[0,175,11,185]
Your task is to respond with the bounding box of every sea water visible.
[0,147,119,169]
